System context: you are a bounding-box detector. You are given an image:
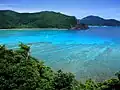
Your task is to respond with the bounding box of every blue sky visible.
[0,0,120,20]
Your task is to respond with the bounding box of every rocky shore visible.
[70,23,89,30]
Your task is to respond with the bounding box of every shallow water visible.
[0,27,120,81]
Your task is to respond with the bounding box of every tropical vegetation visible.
[80,15,120,26]
[0,43,120,90]
[0,10,77,29]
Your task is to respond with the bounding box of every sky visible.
[0,0,120,20]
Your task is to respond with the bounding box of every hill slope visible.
[0,10,77,29]
[80,15,120,26]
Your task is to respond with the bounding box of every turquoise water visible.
[0,27,120,81]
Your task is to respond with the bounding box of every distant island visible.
[0,10,120,30]
[0,10,89,30]
[0,10,77,29]
[79,15,120,26]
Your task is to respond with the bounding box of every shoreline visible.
[0,28,68,30]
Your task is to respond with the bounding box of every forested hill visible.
[80,15,120,26]
[0,10,77,29]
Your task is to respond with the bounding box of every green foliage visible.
[98,78,120,90]
[0,44,120,90]
[0,44,54,90]
[115,71,120,80]
[80,15,120,26]
[84,79,98,90]
[53,70,75,90]
[0,10,77,29]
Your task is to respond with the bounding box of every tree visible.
[115,71,120,80]
[53,70,75,90]
[0,44,54,90]
[1,44,120,90]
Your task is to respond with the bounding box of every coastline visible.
[0,28,68,30]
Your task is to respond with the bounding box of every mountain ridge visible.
[79,15,120,26]
[0,10,77,29]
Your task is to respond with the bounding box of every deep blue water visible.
[0,27,120,81]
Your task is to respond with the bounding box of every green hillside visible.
[1,43,120,90]
[0,10,77,29]
[80,15,120,26]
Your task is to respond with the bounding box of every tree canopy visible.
[0,10,77,29]
[0,43,120,90]
[80,15,120,26]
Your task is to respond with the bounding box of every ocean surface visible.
[0,27,120,81]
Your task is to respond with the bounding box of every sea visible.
[0,26,120,81]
